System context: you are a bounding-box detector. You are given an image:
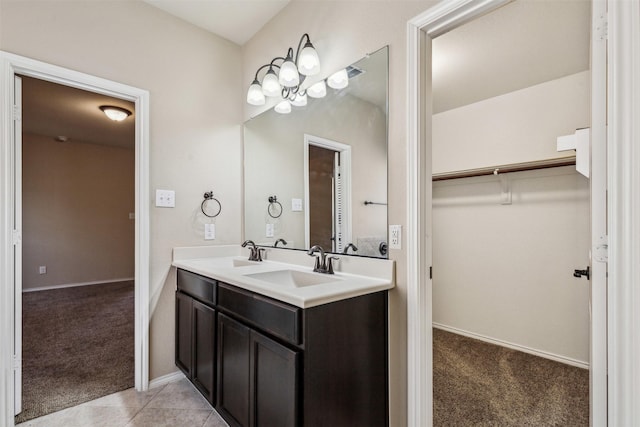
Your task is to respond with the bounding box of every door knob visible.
[573,266,590,280]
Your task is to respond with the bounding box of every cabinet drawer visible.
[177,269,217,306]
[217,283,301,345]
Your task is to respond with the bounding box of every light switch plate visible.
[204,223,215,240]
[38,266,47,275]
[155,189,175,208]
[266,223,274,237]
[389,225,402,250]
[291,198,303,212]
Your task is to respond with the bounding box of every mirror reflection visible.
[244,46,388,258]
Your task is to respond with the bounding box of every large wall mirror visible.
[244,46,389,258]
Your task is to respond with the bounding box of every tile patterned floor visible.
[17,378,229,427]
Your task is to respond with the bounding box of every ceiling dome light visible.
[274,100,292,114]
[298,40,320,76]
[327,69,349,90]
[99,105,132,122]
[261,68,281,97]
[306,80,326,98]
[247,79,266,105]
[290,92,307,107]
[279,54,300,88]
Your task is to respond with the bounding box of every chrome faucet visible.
[307,245,338,274]
[242,240,264,262]
[342,243,358,254]
[273,238,288,248]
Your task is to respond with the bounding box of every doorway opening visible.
[0,51,150,427]
[304,134,352,253]
[406,0,608,425]
[15,76,136,423]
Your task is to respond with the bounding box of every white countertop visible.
[172,245,395,308]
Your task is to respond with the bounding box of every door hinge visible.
[596,13,607,41]
[594,235,608,263]
[429,266,433,280]
[13,105,21,122]
[13,355,21,370]
[12,230,21,245]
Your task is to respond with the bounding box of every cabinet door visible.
[175,291,193,377]
[250,331,299,427]
[193,300,216,405]
[217,313,250,427]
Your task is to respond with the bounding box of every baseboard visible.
[22,277,134,293]
[433,322,589,369]
[149,371,185,389]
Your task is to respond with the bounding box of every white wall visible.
[22,133,135,290]
[433,168,590,364]
[0,0,243,379]
[433,71,590,174]
[432,72,591,365]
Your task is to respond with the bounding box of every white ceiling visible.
[142,0,290,45]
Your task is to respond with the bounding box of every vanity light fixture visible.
[327,68,349,89]
[246,33,321,106]
[306,80,327,99]
[290,92,308,107]
[99,105,132,122]
[274,100,292,114]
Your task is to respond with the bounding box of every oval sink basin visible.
[245,269,342,288]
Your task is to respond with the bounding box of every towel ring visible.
[267,195,283,219]
[201,191,221,218]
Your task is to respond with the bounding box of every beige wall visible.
[0,1,244,379]
[433,71,590,174]
[433,168,590,363]
[242,2,438,425]
[22,133,135,290]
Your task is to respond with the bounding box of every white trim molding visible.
[148,371,185,390]
[22,278,135,293]
[607,1,640,425]
[0,51,150,427]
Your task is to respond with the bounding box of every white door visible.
[589,0,608,424]
[13,74,23,416]
[333,152,344,253]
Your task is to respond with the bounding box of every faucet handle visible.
[257,248,266,262]
[326,256,339,274]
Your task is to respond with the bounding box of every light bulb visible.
[298,41,320,76]
[306,80,326,98]
[246,80,266,105]
[261,68,281,97]
[279,56,300,88]
[290,92,307,107]
[274,100,291,114]
[327,69,349,89]
[99,105,131,121]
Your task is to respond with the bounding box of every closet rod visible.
[432,156,577,182]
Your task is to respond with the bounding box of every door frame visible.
[303,134,352,252]
[0,51,150,426]
[405,0,640,425]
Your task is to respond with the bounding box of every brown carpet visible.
[433,328,589,426]
[15,281,134,424]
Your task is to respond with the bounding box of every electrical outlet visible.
[38,266,47,274]
[204,223,215,240]
[266,223,274,238]
[155,189,175,208]
[389,225,402,250]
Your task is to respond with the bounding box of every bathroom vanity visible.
[173,246,394,427]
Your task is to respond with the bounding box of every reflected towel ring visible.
[268,195,283,218]
[201,191,221,218]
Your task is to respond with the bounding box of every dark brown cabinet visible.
[175,270,217,405]
[176,268,388,427]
